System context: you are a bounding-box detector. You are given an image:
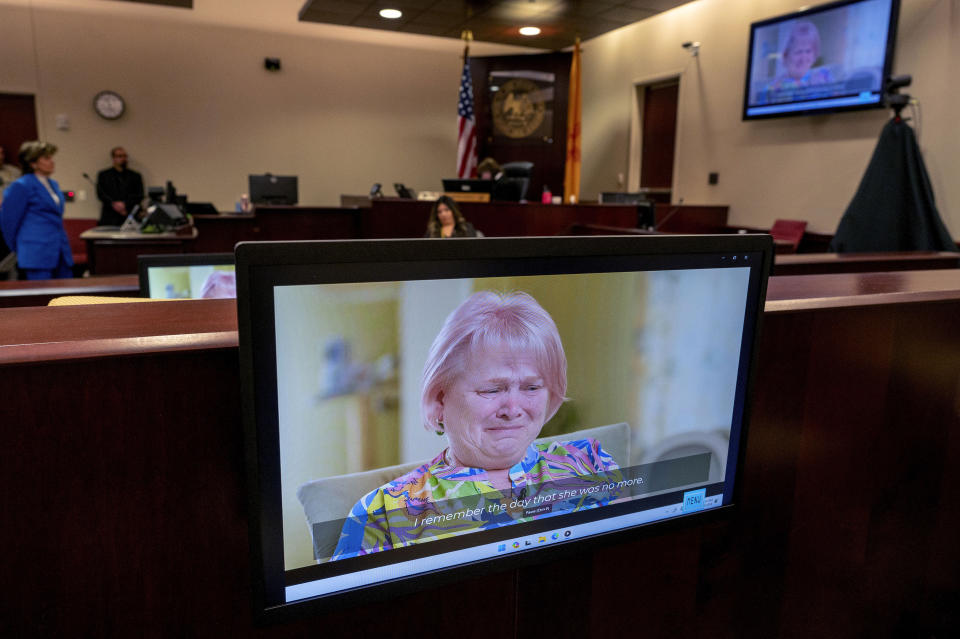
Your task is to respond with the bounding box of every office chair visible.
[770,219,808,253]
[493,162,534,202]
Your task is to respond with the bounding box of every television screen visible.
[249,174,299,206]
[236,235,771,622]
[743,0,900,119]
[138,253,235,299]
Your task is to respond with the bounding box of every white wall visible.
[581,0,959,236]
[0,0,531,218]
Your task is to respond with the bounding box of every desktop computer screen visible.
[138,253,235,299]
[236,235,771,622]
[249,174,299,205]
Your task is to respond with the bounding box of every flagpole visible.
[461,29,472,60]
[564,36,582,204]
[456,30,478,179]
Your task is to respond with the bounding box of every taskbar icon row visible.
[493,493,723,554]
[497,528,572,553]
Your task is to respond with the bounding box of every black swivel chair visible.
[492,161,534,202]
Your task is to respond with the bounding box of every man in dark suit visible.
[96,146,144,226]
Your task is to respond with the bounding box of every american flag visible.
[456,53,477,178]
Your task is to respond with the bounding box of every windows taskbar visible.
[285,490,722,603]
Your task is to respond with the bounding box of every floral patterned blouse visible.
[330,438,620,561]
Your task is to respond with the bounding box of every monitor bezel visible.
[137,252,235,298]
[236,235,773,624]
[741,0,901,121]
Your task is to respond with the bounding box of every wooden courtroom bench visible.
[771,250,960,276]
[1,270,957,636]
[0,274,139,308]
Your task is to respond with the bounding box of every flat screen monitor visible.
[249,174,299,206]
[442,178,493,194]
[743,0,900,120]
[236,235,772,622]
[138,252,235,299]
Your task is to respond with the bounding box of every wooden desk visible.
[363,199,724,238]
[82,227,198,275]
[188,202,726,251]
[772,250,960,276]
[191,207,359,253]
[0,274,139,308]
[2,271,957,636]
[653,203,729,233]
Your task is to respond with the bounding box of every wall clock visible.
[93,90,126,120]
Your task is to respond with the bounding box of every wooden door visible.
[640,80,678,201]
[0,93,38,168]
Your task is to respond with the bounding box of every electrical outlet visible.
[708,172,719,185]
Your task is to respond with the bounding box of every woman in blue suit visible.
[0,141,73,279]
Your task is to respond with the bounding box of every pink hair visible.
[198,270,236,299]
[783,21,821,59]
[421,290,567,430]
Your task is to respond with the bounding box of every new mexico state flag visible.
[563,38,582,204]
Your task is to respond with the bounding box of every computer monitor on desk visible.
[138,252,235,299]
[442,178,493,194]
[236,234,772,622]
[249,174,298,206]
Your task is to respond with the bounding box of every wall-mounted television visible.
[236,235,772,622]
[743,0,900,120]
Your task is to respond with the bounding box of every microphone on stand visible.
[82,172,111,204]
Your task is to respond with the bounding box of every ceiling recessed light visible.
[519,26,541,36]
[379,8,402,19]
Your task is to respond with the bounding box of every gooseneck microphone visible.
[82,172,111,204]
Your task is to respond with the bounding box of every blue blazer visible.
[0,174,73,269]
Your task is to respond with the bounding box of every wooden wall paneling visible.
[654,204,728,233]
[191,214,257,253]
[86,237,197,275]
[471,53,572,199]
[0,346,519,637]
[758,301,960,637]
[3,272,960,636]
[251,206,359,241]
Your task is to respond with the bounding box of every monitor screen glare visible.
[236,235,771,621]
[743,0,900,119]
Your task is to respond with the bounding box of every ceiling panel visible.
[298,0,694,49]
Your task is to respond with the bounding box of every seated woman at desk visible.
[477,157,502,181]
[0,141,73,280]
[424,195,478,238]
